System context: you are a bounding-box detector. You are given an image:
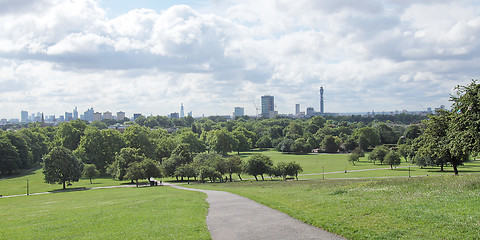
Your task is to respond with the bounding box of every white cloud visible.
[0,0,479,118]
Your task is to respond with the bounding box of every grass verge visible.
[0,186,210,239]
[188,174,480,239]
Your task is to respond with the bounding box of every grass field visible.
[0,168,134,196]
[0,186,210,239]
[188,174,480,239]
[233,149,480,180]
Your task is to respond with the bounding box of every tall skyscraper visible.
[117,111,125,121]
[233,107,244,117]
[83,108,94,122]
[21,110,28,123]
[73,107,78,120]
[261,95,274,118]
[320,86,324,114]
[295,104,300,116]
[180,103,185,118]
[65,112,73,121]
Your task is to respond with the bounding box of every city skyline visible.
[1,1,479,119]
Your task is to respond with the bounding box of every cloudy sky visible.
[1,0,479,119]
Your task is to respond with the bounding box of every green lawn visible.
[188,174,480,239]
[0,168,130,196]
[0,186,210,239]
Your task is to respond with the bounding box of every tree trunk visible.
[295,174,298,180]
[261,174,264,181]
[237,174,242,181]
[453,164,459,175]
[390,165,393,170]
[89,178,92,184]
[229,174,232,182]
[63,181,66,189]
[254,175,258,181]
[440,162,444,172]
[135,179,138,187]
[187,177,190,184]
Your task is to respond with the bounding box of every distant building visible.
[103,111,112,120]
[133,113,142,120]
[65,112,73,121]
[73,107,78,120]
[180,103,185,118]
[83,108,94,122]
[320,86,324,114]
[233,107,244,117]
[261,95,274,118]
[269,110,278,119]
[117,111,125,121]
[21,110,28,123]
[306,107,315,117]
[170,112,179,119]
[295,104,300,116]
[59,115,65,122]
[93,112,102,122]
[188,111,193,117]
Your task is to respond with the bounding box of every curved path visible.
[168,183,345,240]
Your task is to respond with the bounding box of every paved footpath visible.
[168,183,345,240]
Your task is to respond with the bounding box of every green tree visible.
[124,161,145,187]
[5,131,33,169]
[123,124,156,160]
[207,129,238,156]
[284,122,303,140]
[321,135,340,153]
[225,155,244,181]
[110,148,145,181]
[83,164,100,183]
[0,132,20,175]
[384,151,401,169]
[368,145,389,165]
[43,147,84,189]
[348,153,359,166]
[55,119,87,151]
[245,154,273,181]
[285,161,303,180]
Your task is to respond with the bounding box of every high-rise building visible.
[180,103,185,118]
[170,112,179,119]
[65,112,73,121]
[306,107,315,117]
[103,111,112,120]
[188,111,192,117]
[133,113,142,120]
[261,95,274,118]
[117,111,125,121]
[73,107,78,120]
[233,107,244,117]
[320,86,324,114]
[21,110,28,123]
[93,112,102,122]
[295,104,300,116]
[83,108,94,122]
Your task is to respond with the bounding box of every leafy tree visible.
[275,138,294,153]
[83,164,100,183]
[348,153,359,165]
[375,123,397,144]
[284,122,303,140]
[90,121,108,130]
[43,147,84,189]
[5,131,33,169]
[123,124,156,160]
[291,138,311,154]
[404,125,422,139]
[321,135,340,153]
[124,161,145,187]
[55,119,87,150]
[225,155,244,181]
[18,128,48,164]
[384,151,401,169]
[285,161,303,180]
[176,131,205,153]
[0,132,20,175]
[352,147,365,157]
[232,130,250,153]
[207,129,238,156]
[110,148,144,181]
[245,154,273,181]
[142,158,163,181]
[175,163,196,183]
[256,136,272,149]
[368,145,389,165]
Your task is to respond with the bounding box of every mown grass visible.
[0,168,131,196]
[189,174,480,239]
[0,186,210,239]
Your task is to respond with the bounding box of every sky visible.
[1,0,480,119]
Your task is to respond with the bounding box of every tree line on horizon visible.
[2,81,480,186]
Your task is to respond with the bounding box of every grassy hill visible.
[189,174,480,239]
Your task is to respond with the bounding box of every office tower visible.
[117,111,125,121]
[170,112,179,119]
[233,107,244,117]
[306,107,315,117]
[65,112,73,121]
[133,113,142,120]
[103,111,112,120]
[73,107,78,120]
[295,104,300,116]
[83,108,94,122]
[320,86,324,114]
[93,112,102,121]
[261,95,274,118]
[21,110,28,123]
[180,103,185,118]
